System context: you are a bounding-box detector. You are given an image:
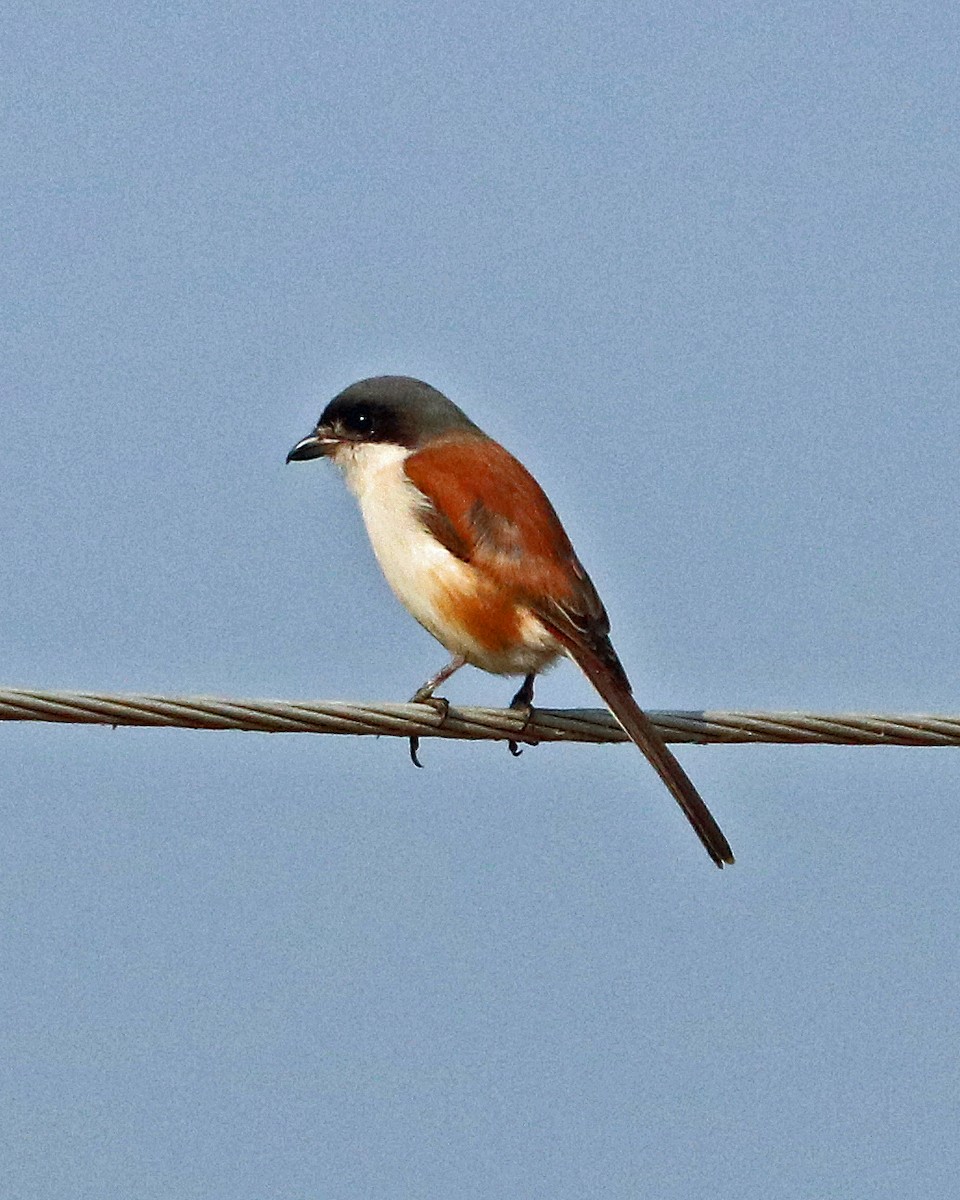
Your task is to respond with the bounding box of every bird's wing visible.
[404,434,609,633]
[405,434,734,868]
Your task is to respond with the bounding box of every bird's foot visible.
[408,694,450,768]
[507,674,538,757]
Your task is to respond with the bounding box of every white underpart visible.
[331,440,559,675]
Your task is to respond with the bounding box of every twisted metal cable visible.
[1,686,958,747]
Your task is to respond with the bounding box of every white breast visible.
[334,441,467,643]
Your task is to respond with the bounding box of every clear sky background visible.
[3,2,959,1196]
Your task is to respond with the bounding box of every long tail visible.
[562,638,735,868]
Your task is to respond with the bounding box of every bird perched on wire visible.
[287,376,734,868]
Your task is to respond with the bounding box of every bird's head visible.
[286,375,482,465]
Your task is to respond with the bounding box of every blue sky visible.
[3,2,959,1196]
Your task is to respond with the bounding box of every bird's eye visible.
[346,407,375,436]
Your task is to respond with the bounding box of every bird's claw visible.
[408,695,450,768]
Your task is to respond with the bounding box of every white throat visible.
[332,439,414,502]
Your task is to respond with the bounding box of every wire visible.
[2,686,958,747]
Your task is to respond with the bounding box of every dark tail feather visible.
[563,639,735,868]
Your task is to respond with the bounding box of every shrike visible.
[288,375,733,867]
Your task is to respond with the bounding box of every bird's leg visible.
[509,673,536,710]
[507,673,537,757]
[410,655,467,704]
[408,654,467,768]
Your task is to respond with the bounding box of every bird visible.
[287,375,734,868]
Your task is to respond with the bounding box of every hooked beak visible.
[286,427,338,463]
